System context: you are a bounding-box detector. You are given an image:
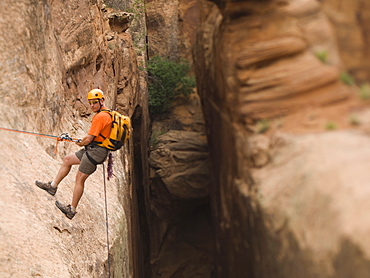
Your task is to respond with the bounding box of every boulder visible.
[150,130,210,200]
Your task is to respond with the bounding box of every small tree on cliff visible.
[147,55,195,116]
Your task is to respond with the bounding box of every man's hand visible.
[75,135,94,146]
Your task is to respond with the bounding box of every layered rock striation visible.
[194,0,370,277]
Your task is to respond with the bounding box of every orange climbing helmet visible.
[87,88,105,100]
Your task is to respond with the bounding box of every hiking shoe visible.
[35,181,57,196]
[55,201,76,219]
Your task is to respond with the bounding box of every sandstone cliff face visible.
[148,129,213,277]
[194,0,370,277]
[146,0,200,61]
[145,1,214,276]
[196,0,350,121]
[323,0,370,82]
[4,0,370,277]
[0,0,147,276]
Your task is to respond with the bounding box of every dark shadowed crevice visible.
[131,104,151,277]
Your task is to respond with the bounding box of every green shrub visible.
[340,72,355,86]
[359,83,370,100]
[315,50,328,64]
[325,121,337,130]
[147,56,195,116]
[125,0,145,17]
[104,0,145,18]
[149,128,166,148]
[256,119,270,134]
[349,114,361,126]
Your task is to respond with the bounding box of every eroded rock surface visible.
[0,0,145,276]
[146,0,200,61]
[194,0,370,277]
[148,129,213,277]
[147,116,213,276]
[150,130,209,199]
[196,0,350,121]
[253,130,370,277]
[323,0,370,82]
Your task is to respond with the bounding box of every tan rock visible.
[254,130,370,276]
[322,0,370,81]
[146,0,200,61]
[194,0,370,276]
[149,130,210,199]
[148,129,213,277]
[0,0,146,276]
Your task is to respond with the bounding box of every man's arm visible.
[76,135,94,147]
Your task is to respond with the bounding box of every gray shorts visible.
[75,144,109,175]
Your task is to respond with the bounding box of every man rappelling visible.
[36,89,112,219]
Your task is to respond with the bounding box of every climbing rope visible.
[0,127,80,153]
[102,163,111,278]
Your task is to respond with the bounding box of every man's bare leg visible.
[55,170,89,219]
[36,153,81,196]
[71,170,90,209]
[53,153,81,185]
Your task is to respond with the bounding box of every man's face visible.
[88,98,102,113]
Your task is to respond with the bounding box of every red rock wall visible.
[0,0,148,276]
[193,0,364,277]
[323,0,370,82]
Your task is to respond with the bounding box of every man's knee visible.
[63,154,80,166]
[76,170,90,184]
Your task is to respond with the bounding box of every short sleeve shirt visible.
[88,108,112,142]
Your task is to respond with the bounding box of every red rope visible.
[0,127,78,154]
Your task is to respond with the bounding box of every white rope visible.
[102,163,111,277]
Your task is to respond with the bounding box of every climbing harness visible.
[102,163,111,278]
[0,127,80,153]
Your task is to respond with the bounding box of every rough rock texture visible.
[194,0,370,277]
[148,130,213,277]
[196,0,351,121]
[150,130,209,200]
[146,0,200,61]
[322,0,370,82]
[0,0,148,276]
[145,94,213,276]
[252,130,370,277]
[145,0,214,275]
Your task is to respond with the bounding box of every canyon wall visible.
[194,0,370,277]
[0,0,148,276]
[145,0,214,276]
[146,0,200,61]
[146,0,370,276]
[2,0,370,277]
[322,0,370,82]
